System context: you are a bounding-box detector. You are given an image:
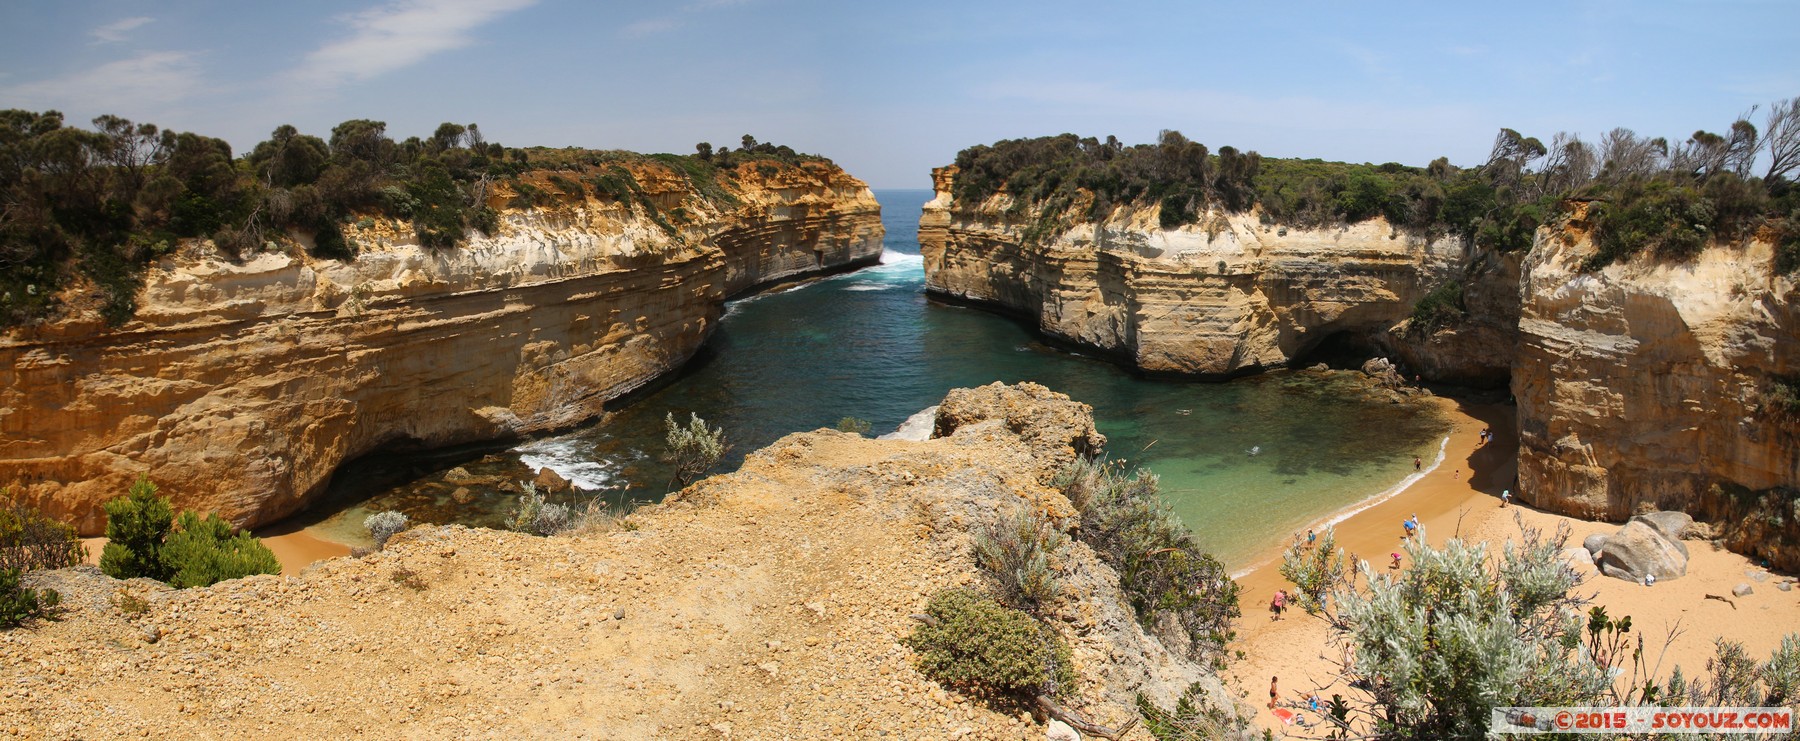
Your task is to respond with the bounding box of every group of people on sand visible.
[1401,513,1419,538]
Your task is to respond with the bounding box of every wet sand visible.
[1224,397,1800,737]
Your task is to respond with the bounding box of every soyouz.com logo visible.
[1490,707,1793,735]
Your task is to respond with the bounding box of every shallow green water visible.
[303,189,1449,568]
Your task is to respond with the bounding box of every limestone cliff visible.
[4,383,1241,738]
[1,160,881,533]
[921,165,1472,377]
[1513,211,1799,569]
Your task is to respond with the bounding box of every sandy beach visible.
[1224,396,1800,737]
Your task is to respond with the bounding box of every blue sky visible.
[2,0,1796,189]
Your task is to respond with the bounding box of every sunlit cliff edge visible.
[1,159,882,534]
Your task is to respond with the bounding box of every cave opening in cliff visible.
[1291,329,1384,371]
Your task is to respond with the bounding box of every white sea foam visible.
[842,281,895,292]
[879,251,925,267]
[513,437,614,492]
[1229,435,1450,579]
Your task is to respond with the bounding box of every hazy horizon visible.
[4,0,1796,189]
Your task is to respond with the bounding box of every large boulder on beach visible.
[1630,511,1694,541]
[1598,520,1689,582]
[1559,547,1598,575]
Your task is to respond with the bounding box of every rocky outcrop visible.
[933,381,1105,469]
[3,383,1240,738]
[1588,518,1690,583]
[1514,213,1799,569]
[0,160,882,533]
[1374,249,1523,387]
[920,165,1476,377]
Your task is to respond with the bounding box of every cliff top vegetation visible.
[948,99,1800,270]
[0,110,832,328]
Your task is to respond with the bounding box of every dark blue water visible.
[310,189,1448,567]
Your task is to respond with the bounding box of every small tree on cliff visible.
[99,477,280,587]
[160,512,281,588]
[100,477,175,581]
[664,412,728,491]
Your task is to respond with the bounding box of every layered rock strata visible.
[3,383,1241,739]
[920,165,1471,377]
[921,166,1798,568]
[1514,217,1798,568]
[1,161,881,532]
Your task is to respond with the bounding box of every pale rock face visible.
[1513,227,1799,568]
[920,166,1468,376]
[0,162,882,533]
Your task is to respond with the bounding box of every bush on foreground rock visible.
[99,476,280,588]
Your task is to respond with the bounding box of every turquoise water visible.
[306,189,1448,567]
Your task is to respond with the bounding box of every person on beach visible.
[1307,529,1316,548]
[1414,455,1421,471]
[1270,591,1282,620]
[1402,516,1416,538]
[1390,552,1402,570]
[1501,489,1511,508]
[1270,677,1279,709]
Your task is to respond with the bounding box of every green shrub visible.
[835,416,872,435]
[664,412,727,491]
[0,568,59,628]
[1762,375,1800,423]
[903,588,1076,699]
[1410,280,1465,334]
[1056,461,1239,662]
[1278,526,1349,614]
[99,477,174,581]
[364,510,409,549]
[160,511,281,588]
[1138,682,1247,740]
[507,482,572,536]
[972,507,1065,614]
[99,477,279,587]
[0,492,86,573]
[1777,231,1800,275]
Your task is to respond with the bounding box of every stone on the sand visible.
[1046,719,1080,741]
[533,467,571,493]
[1598,520,1689,583]
[1778,581,1793,592]
[1746,569,1768,582]
[1558,547,1597,575]
[1733,583,1754,597]
[1631,511,1694,541]
[1583,533,1609,556]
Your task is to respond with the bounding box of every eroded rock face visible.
[1513,223,1799,569]
[1,161,882,533]
[920,166,1473,377]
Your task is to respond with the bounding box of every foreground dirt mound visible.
[2,384,1231,739]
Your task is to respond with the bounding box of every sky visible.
[2,0,1797,189]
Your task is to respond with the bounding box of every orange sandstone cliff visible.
[920,166,1798,568]
[0,159,882,533]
